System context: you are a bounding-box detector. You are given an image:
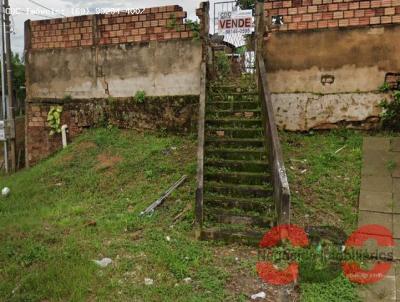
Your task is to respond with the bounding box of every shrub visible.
[134,90,146,103]
[379,83,400,131]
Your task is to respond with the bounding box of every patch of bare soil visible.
[95,153,122,171]
[213,245,299,301]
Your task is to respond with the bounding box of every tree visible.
[12,52,25,101]
[236,0,256,10]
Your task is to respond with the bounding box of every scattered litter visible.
[166,236,171,242]
[300,169,307,174]
[183,277,192,284]
[140,175,187,216]
[235,257,239,261]
[251,291,266,300]
[171,146,177,151]
[93,258,112,268]
[144,278,154,286]
[335,145,347,154]
[1,187,10,197]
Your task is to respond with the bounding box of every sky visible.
[10,0,214,55]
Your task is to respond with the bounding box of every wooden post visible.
[195,2,210,239]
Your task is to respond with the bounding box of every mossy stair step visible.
[205,138,264,149]
[205,159,268,173]
[206,128,264,139]
[205,171,269,186]
[209,94,259,103]
[206,118,262,128]
[206,148,267,161]
[205,209,274,228]
[204,196,273,212]
[205,182,273,198]
[206,109,262,119]
[207,101,261,111]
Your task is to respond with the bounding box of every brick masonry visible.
[28,5,193,49]
[265,0,400,31]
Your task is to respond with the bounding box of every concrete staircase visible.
[200,80,275,245]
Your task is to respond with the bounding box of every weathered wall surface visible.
[272,92,384,130]
[27,40,202,99]
[26,97,198,165]
[264,1,400,131]
[25,5,203,166]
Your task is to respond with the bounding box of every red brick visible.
[302,13,313,21]
[334,11,344,18]
[339,18,350,26]
[313,12,323,19]
[338,2,349,9]
[381,15,392,22]
[344,10,355,17]
[288,22,299,29]
[355,9,365,17]
[349,17,360,25]
[318,20,328,27]
[370,0,381,7]
[322,12,334,19]
[327,19,338,26]
[308,20,318,28]
[308,5,318,12]
[370,16,381,23]
[328,3,338,10]
[279,8,288,14]
[364,8,375,16]
[381,0,392,6]
[318,4,329,11]
[359,16,370,24]
[385,7,395,14]
[288,7,298,14]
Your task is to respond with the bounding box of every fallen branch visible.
[140,175,187,216]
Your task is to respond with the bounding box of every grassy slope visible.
[0,128,234,302]
[281,129,363,302]
[0,127,366,302]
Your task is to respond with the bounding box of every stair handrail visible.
[255,1,291,224]
[195,2,210,237]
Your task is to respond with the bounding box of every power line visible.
[27,0,66,17]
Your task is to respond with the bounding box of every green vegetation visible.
[133,90,146,103]
[185,20,201,40]
[47,105,63,135]
[0,128,259,301]
[236,0,256,10]
[281,129,363,301]
[281,129,362,232]
[379,83,400,131]
[12,53,25,101]
[215,52,231,78]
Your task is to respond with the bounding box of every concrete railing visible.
[255,1,291,225]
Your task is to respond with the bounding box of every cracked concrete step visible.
[206,109,262,119]
[205,159,268,173]
[205,181,273,198]
[205,138,264,149]
[206,148,267,161]
[205,209,275,228]
[204,196,273,212]
[206,128,264,139]
[207,101,261,111]
[206,118,262,128]
[205,171,269,186]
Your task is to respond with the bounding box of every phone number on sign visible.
[93,8,145,15]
